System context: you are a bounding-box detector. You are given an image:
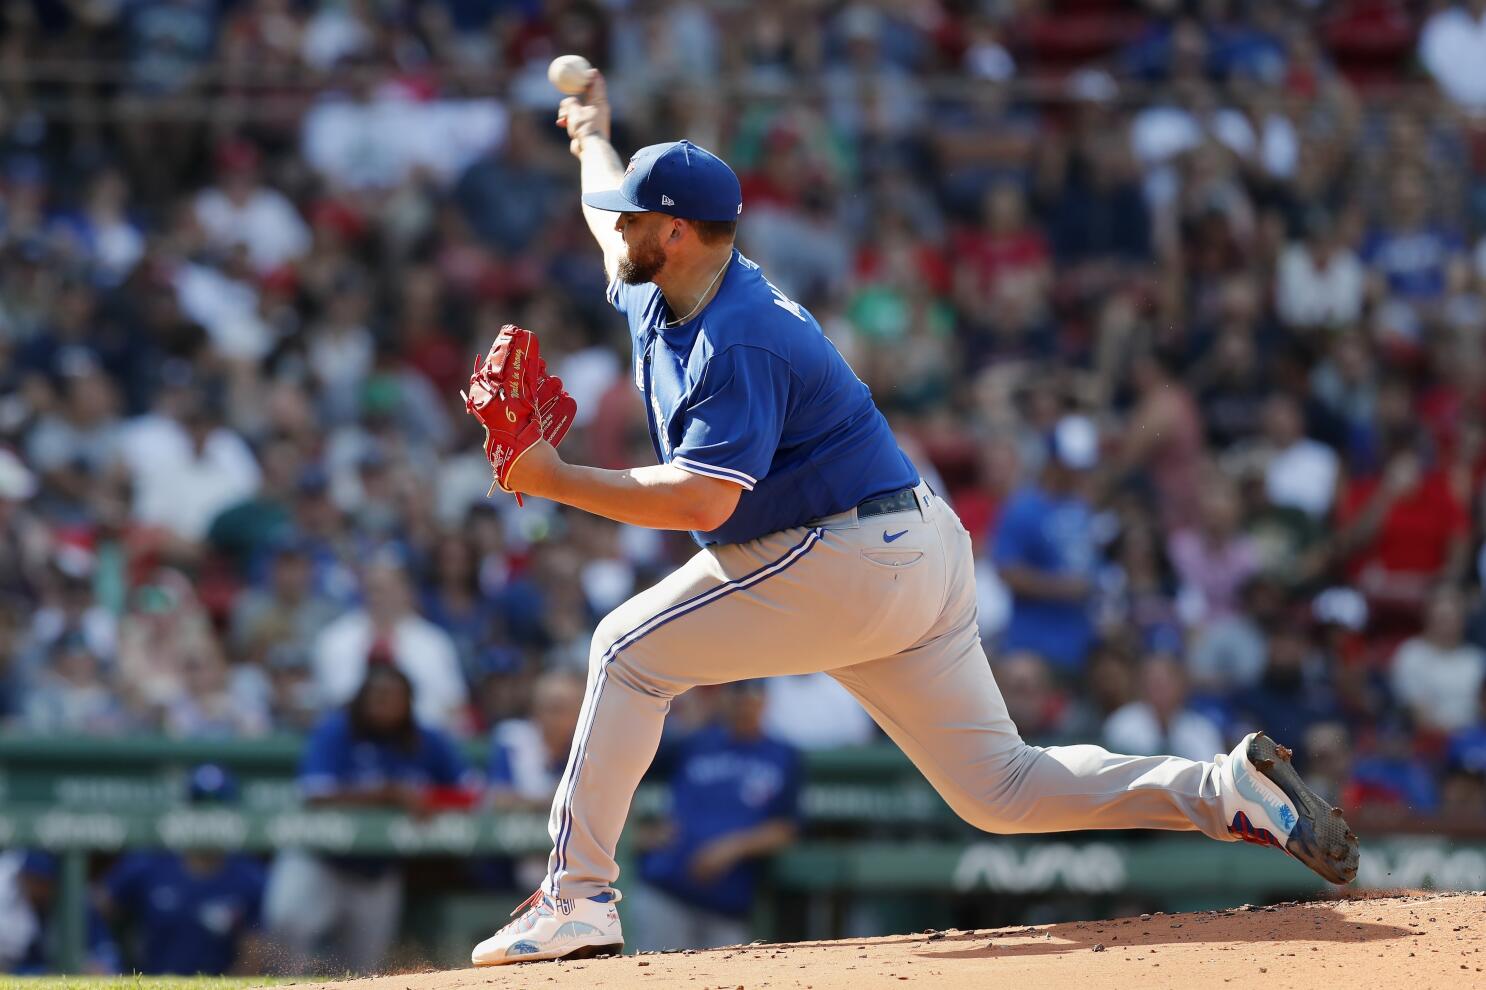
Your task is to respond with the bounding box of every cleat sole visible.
[1246,733,1360,885]
[563,942,624,961]
[473,941,624,967]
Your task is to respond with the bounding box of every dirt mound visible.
[258,891,1486,990]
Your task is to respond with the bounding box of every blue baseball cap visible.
[582,140,742,222]
[20,850,58,881]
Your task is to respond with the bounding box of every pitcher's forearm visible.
[502,440,738,531]
[579,134,626,245]
[537,460,737,532]
[579,134,624,192]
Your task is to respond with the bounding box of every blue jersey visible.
[638,725,801,917]
[298,711,473,877]
[102,852,264,975]
[609,251,919,545]
[299,710,472,797]
[1362,227,1461,301]
[992,485,1097,671]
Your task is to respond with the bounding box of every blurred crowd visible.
[5,3,1486,960]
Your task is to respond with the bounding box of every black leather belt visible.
[857,487,919,520]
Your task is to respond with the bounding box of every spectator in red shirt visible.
[952,181,1051,315]
[1336,437,1470,639]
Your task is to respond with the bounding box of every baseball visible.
[547,54,593,95]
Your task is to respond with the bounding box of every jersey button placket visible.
[641,332,667,461]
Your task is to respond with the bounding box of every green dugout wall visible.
[1,736,1481,972]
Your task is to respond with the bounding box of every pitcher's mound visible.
[259,891,1485,990]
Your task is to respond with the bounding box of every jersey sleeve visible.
[671,346,790,491]
[297,716,349,798]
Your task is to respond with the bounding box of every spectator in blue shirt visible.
[1363,167,1465,304]
[992,415,1101,675]
[264,665,475,975]
[96,765,266,975]
[630,681,801,952]
[1362,166,1467,346]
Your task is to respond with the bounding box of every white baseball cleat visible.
[1218,730,1359,884]
[471,888,624,966]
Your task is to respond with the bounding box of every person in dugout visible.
[628,680,802,951]
[1,850,117,975]
[95,764,266,975]
[264,663,478,974]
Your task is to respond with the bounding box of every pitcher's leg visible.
[542,537,805,900]
[997,744,1229,836]
[830,501,1237,842]
[544,611,671,900]
[546,523,933,900]
[542,547,724,902]
[830,622,1235,840]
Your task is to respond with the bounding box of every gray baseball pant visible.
[545,482,1239,899]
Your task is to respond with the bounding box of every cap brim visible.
[581,188,646,213]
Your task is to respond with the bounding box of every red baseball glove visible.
[532,357,577,449]
[463,324,577,504]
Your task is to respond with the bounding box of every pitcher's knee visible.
[952,802,1041,835]
[586,612,684,701]
[942,791,1021,834]
[590,609,631,667]
[937,745,1040,834]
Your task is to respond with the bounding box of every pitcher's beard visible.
[617,231,666,284]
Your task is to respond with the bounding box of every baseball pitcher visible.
[466,69,1359,966]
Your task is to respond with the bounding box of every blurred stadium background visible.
[3,0,1486,978]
